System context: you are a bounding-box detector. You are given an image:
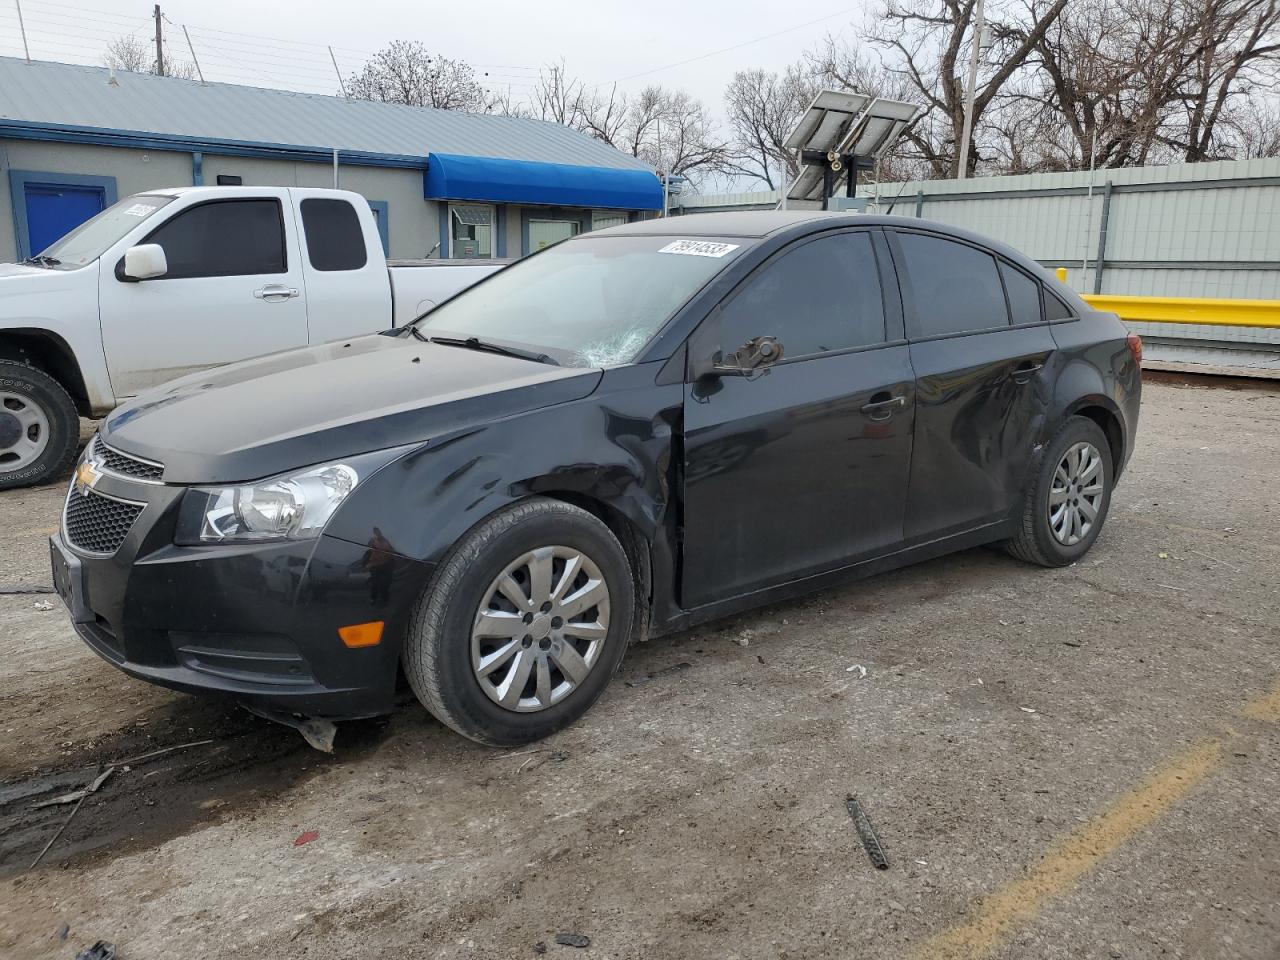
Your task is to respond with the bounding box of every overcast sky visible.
[2,0,867,110]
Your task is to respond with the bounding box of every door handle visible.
[860,394,907,420]
[254,284,299,302]
[1012,361,1044,383]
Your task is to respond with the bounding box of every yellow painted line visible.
[910,678,1280,960]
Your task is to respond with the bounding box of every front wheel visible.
[403,498,634,745]
[0,361,79,490]
[1006,416,1113,567]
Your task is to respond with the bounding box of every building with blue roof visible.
[0,56,663,262]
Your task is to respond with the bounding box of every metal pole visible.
[14,0,30,63]
[1082,126,1097,288]
[182,25,205,84]
[153,4,164,77]
[1093,180,1113,295]
[957,0,985,179]
[329,46,348,99]
[779,155,787,211]
[332,148,339,188]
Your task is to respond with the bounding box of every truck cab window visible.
[143,199,286,279]
[301,198,368,272]
[718,231,886,359]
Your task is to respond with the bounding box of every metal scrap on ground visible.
[846,794,891,871]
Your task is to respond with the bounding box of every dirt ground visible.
[0,378,1277,960]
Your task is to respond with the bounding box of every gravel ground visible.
[0,378,1277,960]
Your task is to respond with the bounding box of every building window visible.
[591,211,628,231]
[450,204,494,258]
[528,219,581,252]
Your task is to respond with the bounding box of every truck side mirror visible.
[121,244,168,281]
[711,336,784,379]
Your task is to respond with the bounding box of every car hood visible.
[102,333,603,483]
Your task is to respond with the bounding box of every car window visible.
[300,198,367,272]
[896,233,1009,338]
[1044,289,1075,321]
[1000,261,1043,324]
[719,232,886,358]
[143,199,286,279]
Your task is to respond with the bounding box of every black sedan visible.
[50,212,1141,745]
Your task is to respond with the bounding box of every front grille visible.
[64,488,144,554]
[92,434,164,482]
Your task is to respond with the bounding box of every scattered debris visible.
[33,599,55,611]
[533,942,548,954]
[1020,707,1037,714]
[846,664,868,678]
[845,794,890,871]
[555,933,591,948]
[74,941,116,960]
[756,654,765,665]
[1158,551,1170,559]
[293,830,320,847]
[57,922,70,942]
[548,750,570,762]
[624,662,691,687]
[1063,640,1083,648]
[32,767,114,809]
[114,739,215,767]
[29,765,121,870]
[734,631,751,647]
[0,584,55,595]
[245,708,337,753]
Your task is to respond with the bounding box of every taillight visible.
[1126,333,1143,363]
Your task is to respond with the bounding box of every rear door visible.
[887,229,1056,542]
[291,190,393,343]
[98,191,308,396]
[680,228,915,608]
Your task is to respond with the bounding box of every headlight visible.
[183,461,360,544]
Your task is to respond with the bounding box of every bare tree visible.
[530,59,586,125]
[348,41,488,112]
[104,33,197,79]
[722,65,819,188]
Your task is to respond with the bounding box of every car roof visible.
[594,210,843,238]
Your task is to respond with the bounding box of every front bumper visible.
[50,472,433,720]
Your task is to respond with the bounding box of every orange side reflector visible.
[338,621,384,648]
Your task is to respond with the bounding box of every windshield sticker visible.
[658,240,740,258]
[122,204,156,217]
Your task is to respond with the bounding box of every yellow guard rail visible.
[1054,268,1280,329]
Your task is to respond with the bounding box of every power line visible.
[598,6,857,86]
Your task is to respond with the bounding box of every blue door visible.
[23,183,106,255]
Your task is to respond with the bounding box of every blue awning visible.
[424,153,663,211]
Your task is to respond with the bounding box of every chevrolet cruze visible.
[50,212,1141,745]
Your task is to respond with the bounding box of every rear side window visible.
[144,199,285,279]
[301,198,368,272]
[896,233,1009,338]
[1000,262,1043,324]
[1044,290,1075,321]
[719,232,886,358]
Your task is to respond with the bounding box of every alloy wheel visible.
[1049,441,1104,546]
[471,545,610,712]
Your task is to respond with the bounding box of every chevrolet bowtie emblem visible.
[74,459,101,497]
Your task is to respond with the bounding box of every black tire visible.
[403,497,634,746]
[0,361,79,491]
[1005,416,1114,568]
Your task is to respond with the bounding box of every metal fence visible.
[675,159,1280,373]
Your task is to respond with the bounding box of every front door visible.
[888,229,1056,542]
[24,182,105,256]
[98,194,308,397]
[681,229,915,608]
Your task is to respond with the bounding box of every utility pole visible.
[957,0,985,179]
[153,4,164,77]
[183,25,205,84]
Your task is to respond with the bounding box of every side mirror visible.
[711,336,784,379]
[121,244,168,281]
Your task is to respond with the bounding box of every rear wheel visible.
[1006,416,1113,567]
[403,498,633,745]
[0,361,79,490]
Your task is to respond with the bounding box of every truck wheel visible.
[403,498,634,746]
[1005,416,1113,568]
[0,361,80,491]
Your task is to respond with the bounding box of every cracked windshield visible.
[414,235,741,367]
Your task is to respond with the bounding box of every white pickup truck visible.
[0,186,503,489]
